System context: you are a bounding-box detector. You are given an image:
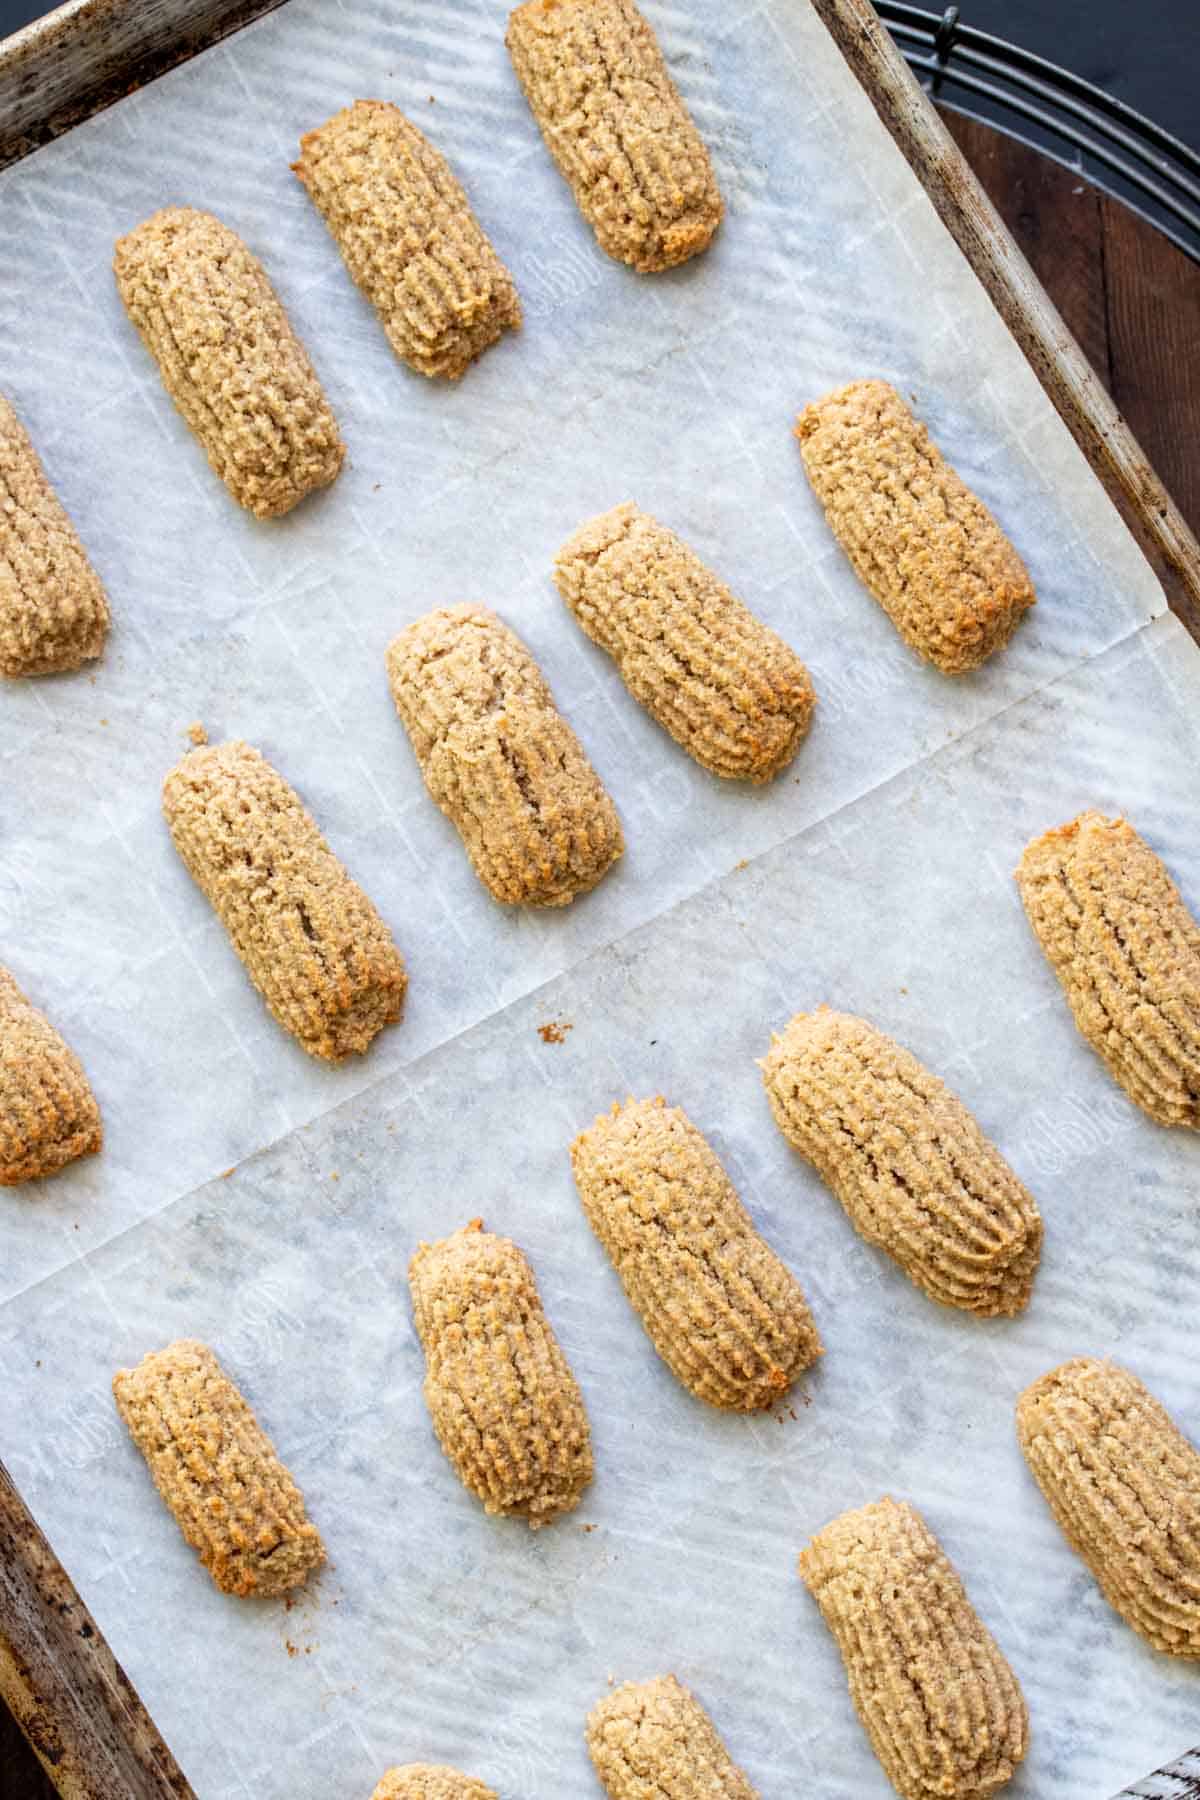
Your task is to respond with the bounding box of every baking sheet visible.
[0,0,1193,1793]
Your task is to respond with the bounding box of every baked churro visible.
[554,502,814,782]
[112,1339,323,1598]
[795,380,1034,674]
[409,1221,592,1526]
[114,207,344,517]
[294,100,520,380]
[506,0,722,272]
[760,1008,1041,1315]
[387,604,622,905]
[1016,811,1200,1128]
[0,393,109,677]
[162,739,406,1060]
[570,1096,821,1409]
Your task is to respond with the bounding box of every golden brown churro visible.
[795,380,1034,674]
[554,502,815,782]
[0,966,102,1185]
[799,1497,1029,1799]
[112,1339,324,1598]
[586,1675,758,1798]
[570,1096,821,1409]
[387,604,622,905]
[1017,1357,1200,1657]
[113,207,344,516]
[409,1221,592,1526]
[370,1769,497,1800]
[506,0,723,272]
[1016,810,1200,1127]
[0,393,110,677]
[760,1009,1041,1315]
[294,100,521,380]
[162,740,406,1060]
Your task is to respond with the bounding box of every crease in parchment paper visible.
[0,608,1185,1319]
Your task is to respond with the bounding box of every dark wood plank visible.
[941,110,1200,544]
[1102,190,1200,542]
[1,1695,55,1800]
[939,113,1113,394]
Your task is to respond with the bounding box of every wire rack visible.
[879,2,1200,263]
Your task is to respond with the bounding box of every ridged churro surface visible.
[1016,811,1200,1128]
[0,394,110,678]
[387,604,622,906]
[795,380,1034,674]
[0,967,102,1185]
[371,1767,497,1800]
[113,207,344,517]
[506,0,723,272]
[799,1498,1029,1800]
[162,740,406,1060]
[760,1009,1041,1315]
[554,503,815,782]
[586,1675,758,1798]
[112,1339,324,1597]
[1017,1358,1200,1657]
[409,1222,592,1526]
[570,1096,821,1409]
[294,100,521,380]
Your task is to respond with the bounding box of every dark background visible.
[957,0,1198,151]
[0,0,1197,151]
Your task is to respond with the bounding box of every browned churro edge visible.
[113,207,345,517]
[0,966,102,1185]
[570,1096,822,1409]
[760,1008,1041,1315]
[799,1497,1029,1799]
[506,0,723,272]
[294,100,521,380]
[1015,810,1200,1127]
[1017,1357,1200,1657]
[408,1220,593,1526]
[0,393,110,677]
[586,1675,759,1798]
[371,1768,498,1800]
[553,502,815,782]
[386,604,623,905]
[112,1339,324,1597]
[795,380,1035,673]
[161,739,406,1060]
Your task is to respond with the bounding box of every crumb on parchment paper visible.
[538,1019,573,1045]
[187,721,208,746]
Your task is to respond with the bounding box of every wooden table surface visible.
[2,108,1198,1800]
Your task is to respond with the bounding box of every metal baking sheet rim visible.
[0,0,291,168]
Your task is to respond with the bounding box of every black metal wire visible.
[877,2,1200,263]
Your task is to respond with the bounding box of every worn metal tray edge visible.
[0,0,286,169]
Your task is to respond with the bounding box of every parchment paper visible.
[0,0,1194,1794]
